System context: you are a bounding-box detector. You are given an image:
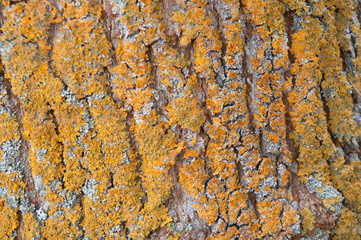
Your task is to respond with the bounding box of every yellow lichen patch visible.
[43,214,80,239]
[282,205,298,229]
[0,199,18,240]
[228,190,247,223]
[21,212,39,239]
[0,113,19,142]
[62,158,87,193]
[0,173,24,196]
[138,204,173,237]
[167,91,205,132]
[258,199,282,237]
[135,118,181,207]
[237,209,261,239]
[171,5,211,47]
[300,207,315,233]
[322,195,342,210]
[332,208,360,240]
[51,20,110,97]
[81,194,126,239]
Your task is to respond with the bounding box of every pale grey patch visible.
[306,177,343,214]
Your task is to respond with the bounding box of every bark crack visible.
[3,77,40,240]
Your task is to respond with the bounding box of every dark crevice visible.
[284,9,296,84]
[212,1,228,81]
[158,2,214,235]
[9,0,27,6]
[200,124,214,180]
[126,105,148,206]
[281,8,304,239]
[258,129,265,159]
[168,150,185,202]
[339,45,361,111]
[240,7,256,134]
[46,3,65,81]
[161,0,180,47]
[103,66,125,106]
[339,49,350,73]
[320,74,339,149]
[282,93,299,167]
[101,32,151,213]
[101,0,118,67]
[243,69,255,132]
[282,6,300,172]
[103,63,150,206]
[77,191,85,239]
[177,32,215,208]
[45,5,77,236]
[282,7,342,238]
[47,107,66,189]
[239,0,265,222]
[239,4,266,227]
[280,12,307,237]
[350,33,357,59]
[356,0,361,30]
[199,76,214,124]
[320,78,361,165]
[235,135,246,187]
[247,191,259,218]
[16,209,23,240]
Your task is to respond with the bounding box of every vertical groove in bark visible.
[239,4,257,147]
[356,0,361,31]
[320,75,339,149]
[101,0,150,209]
[212,0,228,81]
[101,0,118,67]
[161,0,179,45]
[282,8,299,172]
[3,77,39,238]
[46,9,66,192]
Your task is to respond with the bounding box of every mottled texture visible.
[0,0,361,239]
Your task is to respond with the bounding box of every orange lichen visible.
[0,199,18,240]
[21,212,39,239]
[332,208,360,240]
[0,0,360,238]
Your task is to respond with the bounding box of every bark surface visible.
[0,0,361,239]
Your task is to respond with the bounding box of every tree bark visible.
[0,0,361,239]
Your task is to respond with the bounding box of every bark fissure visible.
[320,78,339,149]
[101,0,119,67]
[3,77,40,238]
[212,0,228,81]
[240,12,256,135]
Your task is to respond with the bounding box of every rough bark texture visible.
[0,0,361,239]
